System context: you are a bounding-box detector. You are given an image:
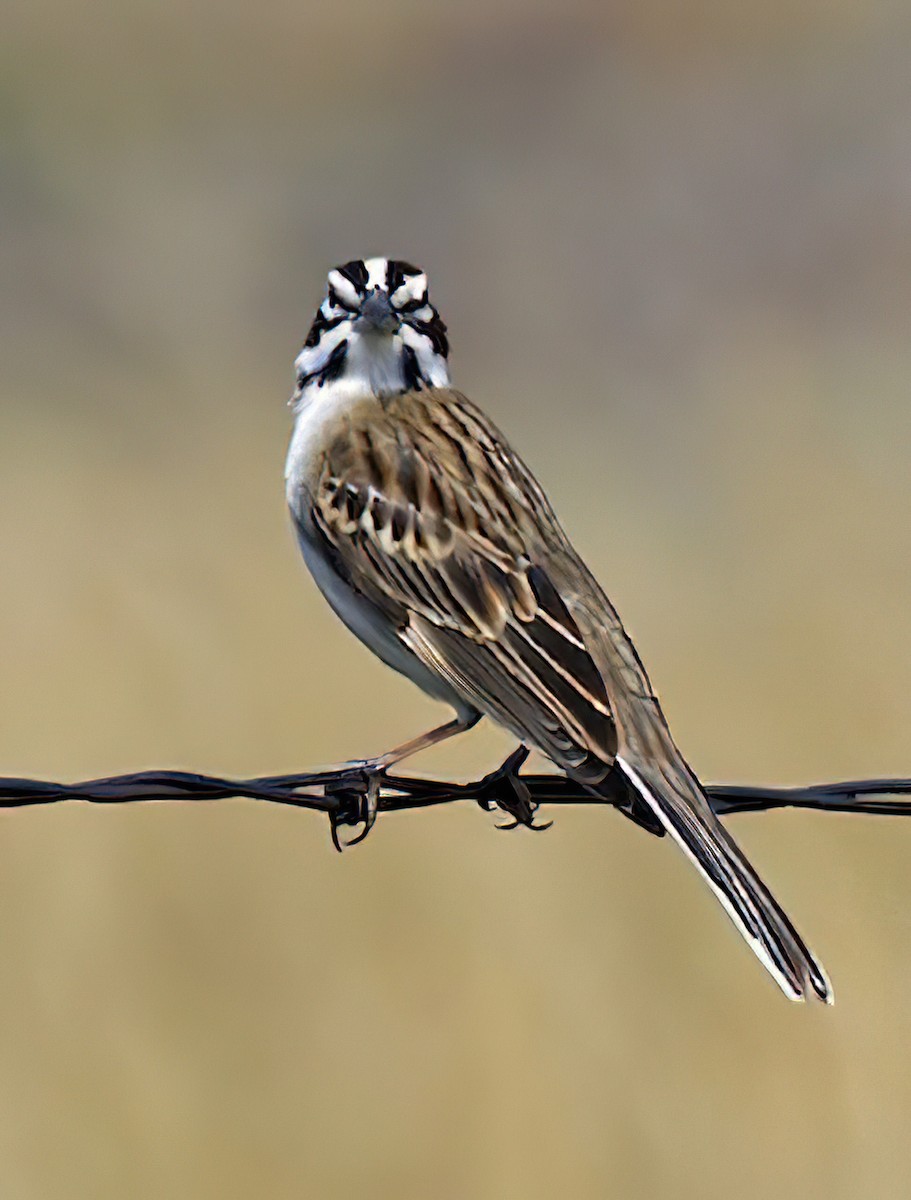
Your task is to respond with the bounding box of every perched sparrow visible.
[285,257,832,1003]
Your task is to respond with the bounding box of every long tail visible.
[615,751,833,1003]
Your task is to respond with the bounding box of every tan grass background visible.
[2,2,911,1196]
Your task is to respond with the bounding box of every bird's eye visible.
[390,271,428,313]
[327,285,358,313]
[327,267,365,312]
[395,296,427,314]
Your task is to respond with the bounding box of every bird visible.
[285,256,832,1003]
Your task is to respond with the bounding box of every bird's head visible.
[293,257,450,402]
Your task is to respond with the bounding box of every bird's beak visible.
[357,288,399,335]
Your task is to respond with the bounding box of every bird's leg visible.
[333,712,481,847]
[370,712,482,772]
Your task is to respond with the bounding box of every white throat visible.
[344,330,409,397]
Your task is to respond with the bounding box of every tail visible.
[615,752,833,1003]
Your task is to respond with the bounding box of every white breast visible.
[285,380,365,507]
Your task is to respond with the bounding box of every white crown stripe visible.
[363,257,389,291]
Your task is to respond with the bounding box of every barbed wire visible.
[2,751,909,851]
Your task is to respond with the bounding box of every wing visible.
[311,388,617,776]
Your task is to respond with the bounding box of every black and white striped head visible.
[293,258,450,401]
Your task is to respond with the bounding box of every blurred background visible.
[2,1,911,1196]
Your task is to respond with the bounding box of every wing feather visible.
[312,390,617,769]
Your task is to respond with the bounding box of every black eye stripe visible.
[408,314,448,358]
[395,296,427,314]
[336,260,368,291]
[386,259,422,295]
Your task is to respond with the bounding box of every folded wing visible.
[311,391,617,776]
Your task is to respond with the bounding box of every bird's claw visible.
[477,747,553,832]
[495,815,553,832]
[326,763,386,851]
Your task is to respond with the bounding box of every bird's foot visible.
[475,747,553,832]
[326,759,388,851]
